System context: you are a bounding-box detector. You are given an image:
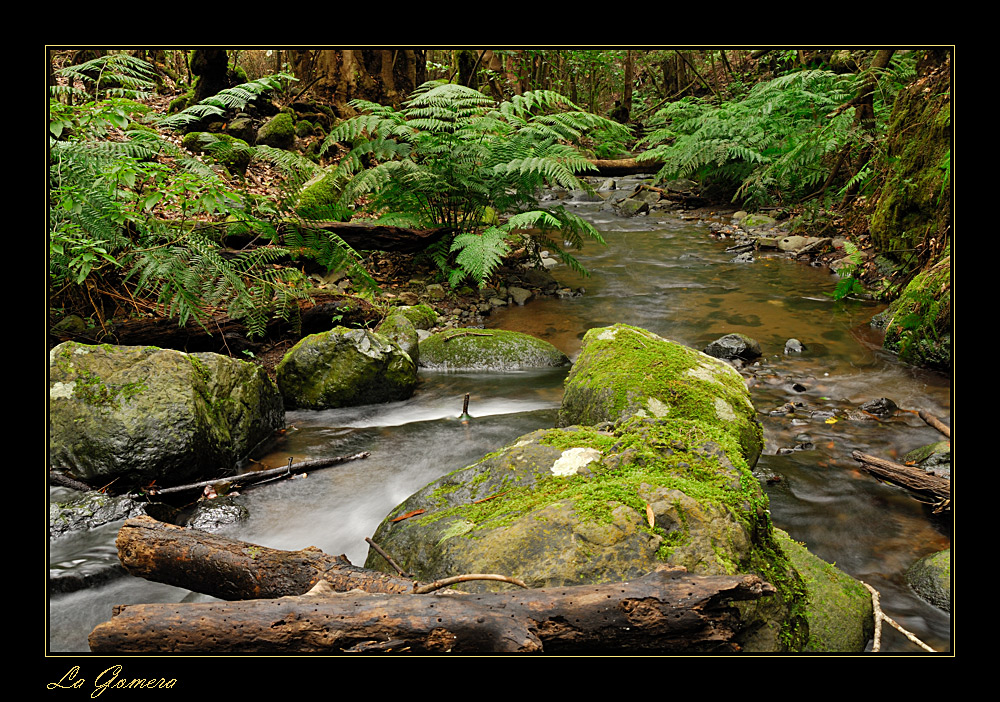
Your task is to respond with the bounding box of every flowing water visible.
[48,181,952,654]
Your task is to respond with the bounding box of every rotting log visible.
[851,450,951,508]
[49,291,378,353]
[588,158,662,176]
[278,220,452,254]
[89,564,775,654]
[115,516,415,601]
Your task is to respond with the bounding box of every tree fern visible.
[320,80,628,287]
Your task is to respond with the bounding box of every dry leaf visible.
[391,509,426,523]
[645,503,655,528]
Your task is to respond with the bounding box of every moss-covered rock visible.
[180,131,253,176]
[255,112,295,149]
[48,342,284,489]
[773,529,875,652]
[906,548,951,612]
[418,328,570,371]
[559,324,763,468]
[376,311,420,365]
[294,166,352,221]
[877,250,951,371]
[394,303,438,330]
[276,327,417,409]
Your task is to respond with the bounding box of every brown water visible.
[47,182,951,655]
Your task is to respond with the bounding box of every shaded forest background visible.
[46,48,951,370]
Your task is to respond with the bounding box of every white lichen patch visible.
[49,381,76,400]
[714,397,737,422]
[646,397,670,417]
[551,447,602,476]
[597,328,618,341]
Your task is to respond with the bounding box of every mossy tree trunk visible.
[190,49,230,103]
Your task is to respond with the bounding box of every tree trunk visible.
[589,158,663,176]
[190,49,230,103]
[93,519,776,654]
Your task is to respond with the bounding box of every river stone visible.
[376,311,420,365]
[48,342,284,489]
[276,327,417,409]
[704,333,763,362]
[906,548,951,612]
[418,328,569,371]
[558,324,762,468]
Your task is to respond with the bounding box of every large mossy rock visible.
[558,324,763,468]
[418,328,569,371]
[48,342,284,489]
[365,323,875,651]
[276,327,417,409]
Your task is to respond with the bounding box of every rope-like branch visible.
[862,582,937,653]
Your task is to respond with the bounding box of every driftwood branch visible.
[919,410,951,439]
[587,158,663,176]
[851,450,950,508]
[143,452,370,497]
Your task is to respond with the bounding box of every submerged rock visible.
[276,327,417,410]
[49,342,284,489]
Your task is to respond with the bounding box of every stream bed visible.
[48,182,952,654]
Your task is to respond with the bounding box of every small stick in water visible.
[460,393,472,423]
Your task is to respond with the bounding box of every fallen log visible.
[89,564,775,653]
[851,450,951,508]
[115,516,415,600]
[588,157,663,176]
[278,220,451,254]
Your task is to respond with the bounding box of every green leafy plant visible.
[318,80,631,287]
[49,54,373,339]
[637,70,857,208]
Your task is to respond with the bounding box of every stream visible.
[47,180,952,654]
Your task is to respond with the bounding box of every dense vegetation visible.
[47,48,951,368]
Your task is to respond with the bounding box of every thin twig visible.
[365,538,412,577]
[412,573,528,595]
[861,582,937,653]
[918,410,951,439]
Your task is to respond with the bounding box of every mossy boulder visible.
[294,167,351,221]
[276,327,417,409]
[376,311,420,365]
[906,548,951,612]
[255,112,295,149]
[418,329,570,371]
[559,324,763,468]
[394,303,438,330]
[48,342,284,489]
[773,529,875,652]
[180,131,253,175]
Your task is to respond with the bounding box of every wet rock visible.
[276,327,417,409]
[508,286,533,306]
[182,496,249,531]
[703,333,763,362]
[49,342,284,490]
[906,549,951,612]
[784,338,805,354]
[859,397,898,417]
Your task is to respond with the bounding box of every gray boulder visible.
[49,342,284,489]
[276,327,417,409]
[906,548,951,612]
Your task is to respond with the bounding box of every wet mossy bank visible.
[366,324,873,652]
